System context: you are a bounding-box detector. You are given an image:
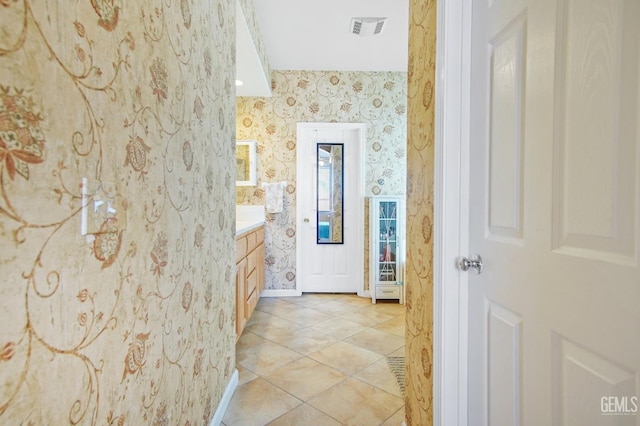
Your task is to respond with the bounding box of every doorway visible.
[296,122,365,294]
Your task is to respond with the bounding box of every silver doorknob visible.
[458,254,483,274]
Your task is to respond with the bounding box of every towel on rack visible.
[264,182,285,213]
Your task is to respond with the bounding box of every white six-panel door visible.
[296,123,365,293]
[467,0,640,424]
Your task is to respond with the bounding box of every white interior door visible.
[296,123,364,293]
[467,0,640,424]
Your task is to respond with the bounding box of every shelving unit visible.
[369,196,404,304]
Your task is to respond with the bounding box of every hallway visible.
[223,293,406,425]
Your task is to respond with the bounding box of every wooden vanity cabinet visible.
[235,226,265,338]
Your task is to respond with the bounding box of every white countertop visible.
[236,220,265,236]
[236,205,265,236]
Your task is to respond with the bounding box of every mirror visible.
[236,140,257,186]
[317,143,344,244]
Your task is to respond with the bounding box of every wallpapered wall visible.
[0,1,237,424]
[236,70,407,291]
[405,0,437,424]
[238,0,271,85]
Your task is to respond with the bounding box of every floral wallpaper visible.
[236,70,407,291]
[238,0,270,85]
[405,0,437,424]
[0,0,237,424]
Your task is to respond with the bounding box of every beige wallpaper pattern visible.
[237,70,407,291]
[0,0,236,424]
[405,0,437,424]
[238,0,271,84]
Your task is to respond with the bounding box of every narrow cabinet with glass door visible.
[369,196,404,304]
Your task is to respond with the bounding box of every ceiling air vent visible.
[350,17,387,36]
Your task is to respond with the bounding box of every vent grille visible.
[350,17,387,36]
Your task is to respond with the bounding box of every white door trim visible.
[295,122,366,296]
[433,0,471,425]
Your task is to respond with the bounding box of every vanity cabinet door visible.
[235,225,265,339]
[235,258,247,337]
[256,243,265,294]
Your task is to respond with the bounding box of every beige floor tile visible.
[308,377,404,426]
[267,403,342,426]
[309,341,383,375]
[309,300,361,315]
[391,313,407,322]
[305,292,353,299]
[222,378,302,426]
[252,296,285,306]
[388,346,406,357]
[245,311,304,338]
[236,330,267,353]
[309,317,368,340]
[338,308,396,326]
[339,294,376,307]
[237,333,303,375]
[236,364,258,386]
[354,358,403,398]
[294,293,341,302]
[381,406,406,426]
[264,357,346,401]
[279,307,334,326]
[280,294,326,307]
[255,299,302,317]
[248,322,300,344]
[371,301,406,317]
[374,315,406,337]
[278,327,340,355]
[345,328,405,355]
[246,308,273,323]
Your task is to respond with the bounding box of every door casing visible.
[433,0,472,425]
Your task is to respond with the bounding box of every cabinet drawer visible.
[236,236,247,262]
[247,269,257,295]
[376,285,401,299]
[246,231,257,252]
[246,250,257,275]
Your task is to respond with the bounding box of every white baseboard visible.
[260,289,302,297]
[210,368,238,426]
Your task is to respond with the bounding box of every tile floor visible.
[222,293,406,426]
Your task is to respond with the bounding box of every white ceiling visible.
[253,0,409,72]
[236,0,409,96]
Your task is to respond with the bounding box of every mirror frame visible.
[316,143,344,244]
[236,140,257,186]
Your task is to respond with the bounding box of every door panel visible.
[487,301,522,426]
[468,0,640,424]
[487,17,526,242]
[552,0,639,263]
[551,335,638,426]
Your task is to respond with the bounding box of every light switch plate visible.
[81,178,126,235]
